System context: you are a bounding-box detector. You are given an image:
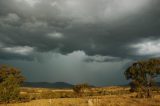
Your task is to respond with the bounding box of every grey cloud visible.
[0,0,160,60]
[130,38,160,57]
[84,55,121,63]
[1,0,160,86]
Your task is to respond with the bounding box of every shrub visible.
[73,83,90,97]
[0,65,25,103]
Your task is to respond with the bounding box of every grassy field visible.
[1,86,160,106]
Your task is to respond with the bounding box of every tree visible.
[0,65,25,103]
[73,83,90,96]
[124,58,160,98]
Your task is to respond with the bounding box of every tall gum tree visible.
[124,58,160,98]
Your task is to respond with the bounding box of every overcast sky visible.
[0,0,160,86]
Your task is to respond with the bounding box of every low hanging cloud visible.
[131,39,160,57]
[84,55,121,63]
[0,51,132,86]
[1,46,34,55]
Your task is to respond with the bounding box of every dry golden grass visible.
[1,86,160,106]
[1,95,160,106]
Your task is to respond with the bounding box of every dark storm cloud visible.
[1,0,160,85]
[0,0,160,60]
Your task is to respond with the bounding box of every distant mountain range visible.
[23,82,160,88]
[23,82,74,88]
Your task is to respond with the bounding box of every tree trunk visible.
[147,87,152,98]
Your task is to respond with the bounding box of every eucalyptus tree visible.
[124,58,160,98]
[0,65,25,103]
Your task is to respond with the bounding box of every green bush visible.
[0,65,25,103]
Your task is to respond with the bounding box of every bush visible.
[73,83,90,97]
[0,65,25,103]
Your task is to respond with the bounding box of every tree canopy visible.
[124,58,160,98]
[0,65,25,103]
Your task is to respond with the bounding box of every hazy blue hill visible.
[23,82,74,88]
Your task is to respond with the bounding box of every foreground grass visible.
[1,95,160,106]
[1,86,160,106]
